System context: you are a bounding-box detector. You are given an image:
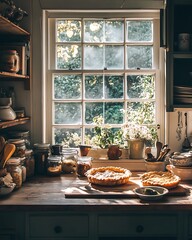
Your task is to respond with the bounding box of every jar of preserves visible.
[33,143,51,175]
[8,139,26,158]
[25,149,35,178]
[46,155,62,176]
[5,157,22,189]
[77,157,92,177]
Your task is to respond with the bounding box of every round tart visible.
[85,166,132,186]
[140,171,181,189]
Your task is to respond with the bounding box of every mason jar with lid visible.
[5,157,22,189]
[8,130,31,149]
[46,155,62,176]
[62,148,78,173]
[25,149,35,178]
[8,139,26,158]
[33,143,51,175]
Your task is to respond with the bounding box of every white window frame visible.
[42,10,165,147]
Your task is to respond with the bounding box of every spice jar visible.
[8,139,26,158]
[77,157,92,177]
[5,157,22,189]
[46,155,62,176]
[25,149,35,178]
[33,143,51,175]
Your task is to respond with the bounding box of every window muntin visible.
[47,14,160,147]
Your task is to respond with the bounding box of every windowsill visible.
[92,158,146,172]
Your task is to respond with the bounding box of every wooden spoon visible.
[156,141,163,159]
[0,143,16,169]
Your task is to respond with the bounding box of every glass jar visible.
[20,157,26,182]
[8,139,26,158]
[5,157,22,189]
[77,157,92,177]
[62,148,78,173]
[46,155,62,176]
[25,149,35,178]
[33,143,51,175]
[8,130,31,149]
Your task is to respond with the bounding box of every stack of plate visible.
[174,86,192,104]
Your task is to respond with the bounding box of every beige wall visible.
[13,0,192,152]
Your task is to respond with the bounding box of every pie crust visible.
[140,171,181,189]
[85,166,132,186]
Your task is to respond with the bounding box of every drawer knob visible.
[54,225,62,233]
[136,225,144,233]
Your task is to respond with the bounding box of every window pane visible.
[105,45,124,69]
[105,75,124,99]
[105,102,124,124]
[127,75,155,99]
[85,75,103,99]
[105,20,124,42]
[56,45,81,70]
[54,103,81,124]
[84,20,104,42]
[84,45,103,69]
[127,46,152,69]
[54,128,81,147]
[85,102,103,124]
[54,74,81,99]
[56,20,81,42]
[126,20,152,42]
[127,102,155,124]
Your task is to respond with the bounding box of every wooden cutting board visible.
[64,178,188,199]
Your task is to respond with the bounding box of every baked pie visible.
[140,171,181,189]
[85,166,132,186]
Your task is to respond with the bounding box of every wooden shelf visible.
[0,71,30,90]
[0,15,30,37]
[0,117,30,129]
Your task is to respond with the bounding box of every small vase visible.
[128,139,145,159]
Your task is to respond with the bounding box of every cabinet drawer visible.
[29,214,89,238]
[98,214,177,236]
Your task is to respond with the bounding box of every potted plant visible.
[88,116,125,159]
[122,122,158,159]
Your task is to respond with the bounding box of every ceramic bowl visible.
[166,164,192,180]
[134,186,168,201]
[169,153,192,167]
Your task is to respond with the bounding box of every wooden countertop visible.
[0,173,192,212]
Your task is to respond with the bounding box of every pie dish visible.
[140,171,181,189]
[85,166,132,186]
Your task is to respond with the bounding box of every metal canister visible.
[33,143,51,175]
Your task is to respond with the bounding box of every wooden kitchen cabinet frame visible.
[166,0,192,112]
[0,15,30,90]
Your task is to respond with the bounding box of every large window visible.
[44,11,163,147]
